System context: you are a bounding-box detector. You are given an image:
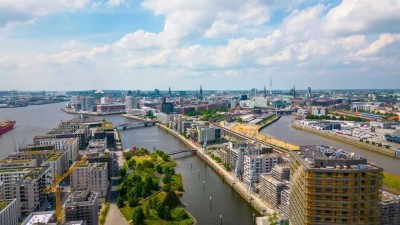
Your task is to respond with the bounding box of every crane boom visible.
[44,160,87,223]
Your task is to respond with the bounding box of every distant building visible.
[125,96,138,110]
[96,104,125,113]
[0,199,19,225]
[63,190,98,225]
[161,97,174,114]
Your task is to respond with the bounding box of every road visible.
[105,203,129,225]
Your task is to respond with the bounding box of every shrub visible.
[116,197,124,208]
[133,207,145,225]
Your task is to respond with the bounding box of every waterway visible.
[0,103,258,225]
[260,115,400,175]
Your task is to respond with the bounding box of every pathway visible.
[105,203,129,225]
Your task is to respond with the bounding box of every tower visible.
[293,85,296,99]
[269,77,272,95]
[168,87,171,95]
[199,85,203,100]
[263,85,267,98]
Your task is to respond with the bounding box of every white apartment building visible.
[15,167,53,215]
[243,153,285,186]
[0,168,32,200]
[70,162,108,198]
[38,138,79,164]
[259,174,288,208]
[41,150,69,178]
[0,181,4,199]
[230,146,262,179]
[0,199,19,225]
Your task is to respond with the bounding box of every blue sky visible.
[0,0,399,91]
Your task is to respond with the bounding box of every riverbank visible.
[62,107,124,116]
[121,114,150,122]
[157,123,275,216]
[291,121,398,158]
[229,116,299,151]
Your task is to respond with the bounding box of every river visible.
[0,103,258,225]
[260,115,400,175]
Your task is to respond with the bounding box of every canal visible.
[0,103,259,225]
[260,115,400,175]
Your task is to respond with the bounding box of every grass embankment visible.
[383,172,400,193]
[118,148,193,225]
[232,120,299,151]
[99,203,111,225]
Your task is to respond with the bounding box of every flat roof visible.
[22,211,55,225]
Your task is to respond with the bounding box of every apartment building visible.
[279,189,290,220]
[230,146,263,179]
[381,191,400,225]
[271,163,290,181]
[0,168,33,200]
[5,150,57,167]
[37,137,79,163]
[70,161,108,198]
[0,181,3,199]
[41,150,69,178]
[243,153,285,186]
[0,199,19,225]
[15,167,53,216]
[0,159,36,169]
[290,145,382,225]
[259,174,288,208]
[63,190,99,225]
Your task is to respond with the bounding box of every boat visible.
[0,120,16,135]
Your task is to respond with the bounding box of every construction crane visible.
[44,160,86,223]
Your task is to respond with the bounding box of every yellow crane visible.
[44,160,86,223]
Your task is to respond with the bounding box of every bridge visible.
[115,121,156,130]
[266,109,294,115]
[168,149,197,156]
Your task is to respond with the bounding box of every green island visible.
[117,148,195,225]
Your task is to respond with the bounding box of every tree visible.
[176,208,189,220]
[133,207,145,225]
[268,212,279,225]
[128,196,139,207]
[116,197,125,208]
[155,165,163,174]
[120,167,127,178]
[128,159,136,169]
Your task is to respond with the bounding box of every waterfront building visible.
[36,137,79,164]
[197,127,221,144]
[381,191,400,225]
[219,149,230,165]
[125,96,138,110]
[80,96,94,111]
[259,174,288,208]
[96,103,125,113]
[230,146,263,179]
[279,189,290,220]
[243,153,285,186]
[0,199,19,225]
[94,128,116,149]
[271,163,290,181]
[100,97,109,105]
[63,190,99,225]
[290,145,382,225]
[70,161,109,198]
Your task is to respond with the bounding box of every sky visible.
[0,0,399,91]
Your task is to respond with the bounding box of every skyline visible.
[1,0,400,90]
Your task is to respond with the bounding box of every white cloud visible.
[356,33,400,57]
[0,0,90,27]
[324,0,400,35]
[108,0,126,7]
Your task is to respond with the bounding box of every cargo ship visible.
[0,120,15,135]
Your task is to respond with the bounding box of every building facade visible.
[290,145,382,225]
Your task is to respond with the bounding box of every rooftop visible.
[295,145,382,171]
[45,153,63,162]
[65,190,98,207]
[21,211,55,225]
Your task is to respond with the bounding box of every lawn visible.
[383,172,400,191]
